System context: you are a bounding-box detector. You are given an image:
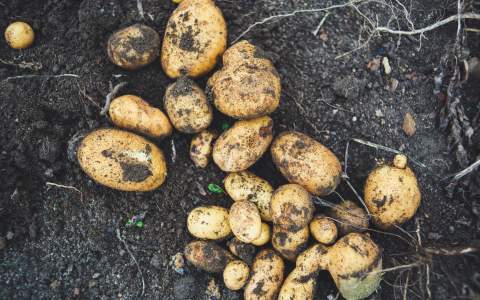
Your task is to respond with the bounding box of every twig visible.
[116,228,146,297]
[77,82,101,109]
[0,58,43,71]
[424,244,480,256]
[45,182,83,200]
[136,0,145,20]
[342,175,372,216]
[369,262,420,275]
[311,12,331,36]
[445,158,480,181]
[100,81,127,115]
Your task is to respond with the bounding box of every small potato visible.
[161,0,227,78]
[187,206,231,240]
[310,214,338,245]
[224,171,273,221]
[164,77,213,133]
[190,130,217,168]
[109,95,172,139]
[244,249,285,300]
[77,128,167,191]
[229,201,262,243]
[213,116,273,172]
[4,21,34,49]
[278,268,316,300]
[223,260,250,291]
[184,240,234,273]
[107,24,160,70]
[271,131,342,196]
[227,237,256,266]
[272,225,309,261]
[251,223,271,246]
[271,184,314,231]
[327,200,369,235]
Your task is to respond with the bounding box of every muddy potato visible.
[187,206,231,240]
[229,201,262,243]
[272,225,309,261]
[107,24,160,70]
[271,184,314,231]
[4,21,34,49]
[77,128,167,191]
[184,240,234,273]
[161,0,227,78]
[310,214,338,245]
[327,200,369,235]
[164,77,213,133]
[364,154,421,229]
[244,249,285,300]
[190,130,217,168]
[213,116,273,172]
[271,131,342,196]
[227,237,256,266]
[251,223,271,246]
[223,260,250,291]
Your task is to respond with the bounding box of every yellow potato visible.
[270,184,314,231]
[229,201,262,243]
[224,171,273,221]
[107,24,160,70]
[213,116,273,172]
[164,77,213,133]
[227,237,256,265]
[184,240,234,273]
[190,130,217,168]
[4,21,34,49]
[223,260,250,291]
[187,206,231,240]
[272,225,309,261]
[327,200,369,235]
[161,0,227,78]
[251,223,271,246]
[77,128,167,191]
[244,249,285,300]
[109,95,172,139]
[271,131,342,196]
[310,214,338,245]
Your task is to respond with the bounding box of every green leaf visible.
[221,123,230,131]
[208,183,224,194]
[135,221,144,228]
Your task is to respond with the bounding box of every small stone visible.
[367,58,381,72]
[74,288,80,296]
[382,57,392,75]
[388,78,399,92]
[92,273,100,279]
[402,112,416,136]
[88,280,97,288]
[150,254,161,269]
[0,237,7,250]
[119,249,126,256]
[375,109,384,118]
[6,231,14,240]
[50,280,60,289]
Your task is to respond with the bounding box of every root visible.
[0,58,43,71]
[116,228,146,297]
[100,81,127,116]
[45,182,83,200]
[3,74,79,82]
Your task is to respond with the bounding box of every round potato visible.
[77,128,167,191]
[327,200,369,235]
[161,0,227,78]
[271,184,314,231]
[310,214,338,245]
[4,21,34,49]
[223,260,250,291]
[213,116,273,172]
[164,77,213,133]
[364,154,421,229]
[187,206,231,240]
[271,131,342,196]
[272,225,309,261]
[190,130,217,168]
[244,249,285,300]
[227,237,256,266]
[229,201,262,243]
[251,223,271,246]
[224,171,273,221]
[109,95,172,139]
[107,24,160,70]
[184,240,234,273]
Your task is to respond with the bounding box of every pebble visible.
[92,273,100,279]
[382,57,392,75]
[6,231,14,240]
[402,112,416,136]
[150,254,161,269]
[375,109,384,118]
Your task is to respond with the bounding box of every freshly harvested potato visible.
[4,21,34,49]
[272,225,309,261]
[364,154,421,229]
[270,184,314,231]
[213,116,273,172]
[229,201,262,243]
[251,223,271,246]
[77,128,167,191]
[271,131,342,196]
[208,40,281,119]
[187,206,231,240]
[184,240,234,273]
[244,249,285,300]
[327,200,369,235]
[107,24,160,70]
[164,77,213,133]
[310,214,338,245]
[224,171,273,221]
[223,260,250,291]
[109,95,172,139]
[161,0,227,78]
[227,237,256,265]
[190,130,217,168]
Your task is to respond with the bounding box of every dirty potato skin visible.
[223,260,250,291]
[161,0,227,78]
[107,24,160,70]
[164,77,213,133]
[272,225,310,261]
[229,200,262,243]
[213,116,273,172]
[327,200,369,235]
[109,95,172,139]
[270,184,314,231]
[310,214,338,245]
[271,131,342,196]
[244,249,285,300]
[184,240,235,273]
[187,206,231,240]
[190,130,217,168]
[227,237,256,266]
[77,128,167,192]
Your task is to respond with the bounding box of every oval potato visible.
[309,214,338,245]
[184,240,234,273]
[229,201,262,243]
[187,206,231,240]
[190,130,217,168]
[272,225,309,261]
[4,21,34,49]
[244,249,285,300]
[223,260,250,291]
[251,223,271,246]
[271,184,314,231]
[327,200,369,235]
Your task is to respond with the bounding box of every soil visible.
[1,0,479,299]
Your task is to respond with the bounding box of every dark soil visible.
[1,0,479,299]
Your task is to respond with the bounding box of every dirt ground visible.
[1,0,479,299]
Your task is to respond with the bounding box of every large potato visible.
[270,184,314,231]
[223,260,250,291]
[327,200,369,235]
[229,201,262,243]
[271,131,342,196]
[244,249,285,300]
[224,171,273,221]
[309,214,338,245]
[213,116,273,172]
[190,130,217,168]
[109,95,172,139]
[77,128,167,191]
[187,206,231,240]
[184,240,234,273]
[164,77,213,133]
[161,0,227,78]
[272,225,309,261]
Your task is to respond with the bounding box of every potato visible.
[364,154,421,229]
[272,225,309,261]
[244,249,285,300]
[187,206,231,240]
[213,116,273,172]
[223,260,250,291]
[5,21,34,49]
[251,223,271,246]
[161,0,227,78]
[184,240,234,273]
[327,200,369,235]
[271,131,342,196]
[107,24,160,70]
[270,184,314,231]
[164,77,213,133]
[109,95,172,139]
[229,201,262,243]
[208,40,281,119]
[310,214,338,245]
[227,237,256,266]
[77,128,167,191]
[190,130,217,168]
[224,171,273,221]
